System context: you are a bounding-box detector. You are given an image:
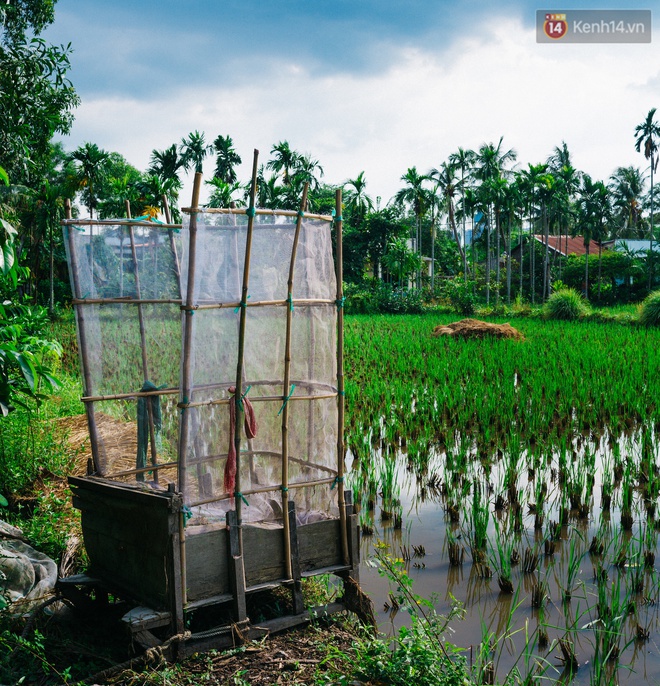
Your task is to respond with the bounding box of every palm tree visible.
[609,166,646,238]
[344,171,374,226]
[205,178,245,208]
[179,130,211,175]
[267,141,301,186]
[149,144,185,184]
[634,108,660,289]
[292,153,324,194]
[69,142,110,218]
[255,165,282,209]
[212,134,242,184]
[394,167,431,288]
[449,148,476,279]
[577,175,610,300]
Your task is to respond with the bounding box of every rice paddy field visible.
[344,313,660,685]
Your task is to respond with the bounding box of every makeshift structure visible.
[60,158,358,654]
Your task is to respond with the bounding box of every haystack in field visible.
[432,319,524,341]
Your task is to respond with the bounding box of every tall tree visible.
[449,147,476,279]
[609,166,646,238]
[267,141,301,186]
[577,175,610,300]
[634,108,660,289]
[344,172,374,227]
[69,143,110,218]
[179,130,211,175]
[394,167,430,288]
[212,134,242,184]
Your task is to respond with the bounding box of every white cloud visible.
[59,15,660,208]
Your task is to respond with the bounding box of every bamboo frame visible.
[233,149,260,555]
[65,199,102,474]
[62,218,181,229]
[181,207,332,222]
[177,172,203,610]
[126,201,159,483]
[335,188,349,566]
[281,183,309,581]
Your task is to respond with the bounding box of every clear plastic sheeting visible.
[63,210,340,524]
[178,210,339,522]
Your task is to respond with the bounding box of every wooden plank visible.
[121,607,171,632]
[297,519,341,572]
[69,476,179,510]
[185,526,230,600]
[242,526,286,585]
[184,592,234,612]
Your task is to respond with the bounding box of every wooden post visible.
[227,509,247,622]
[233,150,259,552]
[126,201,159,482]
[287,500,305,614]
[335,188,349,565]
[178,172,203,610]
[281,183,308,581]
[65,200,102,474]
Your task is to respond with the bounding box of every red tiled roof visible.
[532,235,612,257]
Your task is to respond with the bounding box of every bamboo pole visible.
[281,182,308,581]
[233,150,259,554]
[162,193,182,296]
[62,218,181,229]
[178,172,203,610]
[65,199,102,474]
[126,201,159,483]
[335,188,349,566]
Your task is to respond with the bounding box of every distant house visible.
[613,239,660,256]
[511,235,613,263]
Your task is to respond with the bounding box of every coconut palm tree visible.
[69,142,110,218]
[149,144,185,185]
[292,153,324,194]
[205,178,245,208]
[212,134,242,184]
[267,141,301,186]
[394,167,431,288]
[179,130,211,175]
[634,108,660,289]
[449,147,476,278]
[344,171,374,226]
[428,161,466,268]
[577,174,610,300]
[609,166,647,238]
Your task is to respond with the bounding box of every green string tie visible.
[277,384,296,416]
[336,297,345,309]
[180,396,189,415]
[182,505,193,526]
[281,486,289,493]
[335,215,343,222]
[235,492,250,507]
[338,390,345,396]
[297,210,305,218]
[286,293,294,312]
[237,385,251,411]
[331,476,344,490]
[234,295,250,313]
[246,206,256,218]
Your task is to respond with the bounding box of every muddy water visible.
[350,439,660,685]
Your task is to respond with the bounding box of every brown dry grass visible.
[432,318,524,341]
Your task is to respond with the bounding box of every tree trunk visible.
[507,214,512,305]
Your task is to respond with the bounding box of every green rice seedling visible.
[638,290,660,326]
[490,519,514,594]
[563,529,586,601]
[467,478,490,563]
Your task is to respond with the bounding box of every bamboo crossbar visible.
[182,298,335,311]
[179,391,337,410]
[72,297,182,305]
[81,387,179,403]
[180,207,332,222]
[186,449,336,476]
[103,461,178,479]
[62,218,182,229]
[186,475,339,508]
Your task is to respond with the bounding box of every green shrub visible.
[442,278,476,315]
[543,288,589,321]
[638,290,660,326]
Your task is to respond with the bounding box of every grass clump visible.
[638,290,660,326]
[543,288,589,321]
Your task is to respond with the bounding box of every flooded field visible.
[344,313,660,685]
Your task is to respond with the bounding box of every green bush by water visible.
[543,288,589,321]
[638,290,660,326]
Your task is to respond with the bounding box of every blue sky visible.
[44,0,660,206]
